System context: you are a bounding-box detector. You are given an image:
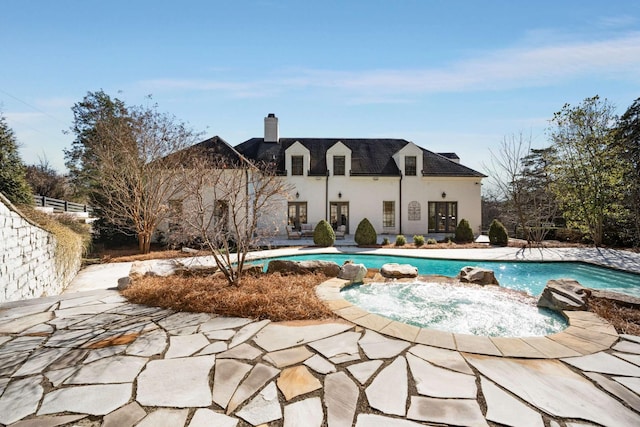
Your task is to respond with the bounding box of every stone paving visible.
[1,247,640,426]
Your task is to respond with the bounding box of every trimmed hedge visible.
[355,218,377,246]
[313,220,335,247]
[455,219,474,243]
[489,219,509,246]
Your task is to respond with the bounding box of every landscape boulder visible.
[457,266,500,286]
[380,263,419,279]
[338,263,368,284]
[266,260,341,277]
[129,259,184,278]
[537,279,590,311]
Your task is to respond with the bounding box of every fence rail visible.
[33,195,93,214]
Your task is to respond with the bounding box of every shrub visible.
[354,218,377,246]
[489,219,509,246]
[413,235,425,247]
[395,235,406,246]
[313,220,335,247]
[555,228,585,243]
[382,237,390,245]
[426,238,437,245]
[455,219,474,243]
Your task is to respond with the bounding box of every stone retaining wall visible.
[0,193,82,303]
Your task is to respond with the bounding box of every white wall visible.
[0,194,82,303]
[282,174,482,237]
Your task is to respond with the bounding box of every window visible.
[405,156,417,176]
[408,201,421,221]
[428,202,457,233]
[168,199,183,233]
[333,156,345,176]
[291,155,304,176]
[214,200,229,231]
[383,201,395,227]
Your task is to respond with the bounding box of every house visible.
[231,114,486,238]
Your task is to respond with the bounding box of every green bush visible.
[313,220,335,247]
[382,237,390,245]
[354,218,377,246]
[413,235,425,247]
[489,219,509,246]
[395,235,406,246]
[426,238,437,245]
[454,219,474,243]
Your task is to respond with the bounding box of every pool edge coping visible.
[316,277,620,359]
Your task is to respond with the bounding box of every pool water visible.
[257,253,639,336]
[341,281,568,337]
[261,253,640,297]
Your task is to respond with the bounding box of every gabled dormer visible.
[285,141,310,177]
[326,141,352,177]
[393,142,424,177]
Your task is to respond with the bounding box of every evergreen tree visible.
[0,113,32,204]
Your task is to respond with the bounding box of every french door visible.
[428,202,457,233]
[330,202,349,233]
[288,202,307,230]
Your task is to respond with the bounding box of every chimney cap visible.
[267,113,276,118]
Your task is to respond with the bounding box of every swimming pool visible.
[260,253,640,297]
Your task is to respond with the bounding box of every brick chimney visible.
[264,113,279,143]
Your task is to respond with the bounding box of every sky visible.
[2,0,640,185]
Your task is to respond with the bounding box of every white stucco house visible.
[197,114,486,239]
[161,114,486,241]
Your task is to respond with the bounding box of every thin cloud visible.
[139,32,640,100]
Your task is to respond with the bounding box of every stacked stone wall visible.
[0,193,82,303]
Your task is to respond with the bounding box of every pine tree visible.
[0,114,32,204]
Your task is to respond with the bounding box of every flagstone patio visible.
[1,246,640,426]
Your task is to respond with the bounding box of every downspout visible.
[399,172,403,235]
[325,170,329,221]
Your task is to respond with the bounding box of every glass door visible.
[288,202,307,230]
[428,202,457,233]
[330,202,349,233]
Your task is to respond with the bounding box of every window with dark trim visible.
[333,155,345,176]
[214,200,229,232]
[383,201,395,227]
[405,156,417,176]
[291,155,303,176]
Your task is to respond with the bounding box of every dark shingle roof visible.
[234,138,485,177]
[171,136,246,167]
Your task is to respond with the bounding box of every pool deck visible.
[1,247,640,425]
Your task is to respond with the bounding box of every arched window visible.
[408,201,421,221]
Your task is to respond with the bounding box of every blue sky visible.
[2,0,640,181]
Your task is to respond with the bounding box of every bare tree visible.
[172,153,292,285]
[486,132,558,246]
[92,103,201,253]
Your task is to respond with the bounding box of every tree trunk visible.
[138,232,152,254]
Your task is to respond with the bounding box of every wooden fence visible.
[33,195,93,214]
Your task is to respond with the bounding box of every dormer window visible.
[405,156,417,176]
[333,156,345,176]
[291,155,304,176]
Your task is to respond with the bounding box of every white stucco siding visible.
[415,177,483,235]
[281,174,482,237]
[334,177,399,234]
